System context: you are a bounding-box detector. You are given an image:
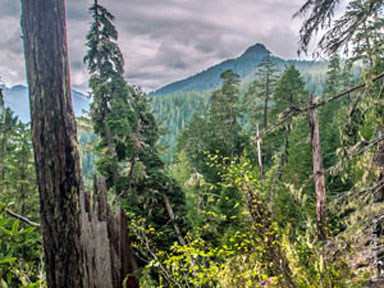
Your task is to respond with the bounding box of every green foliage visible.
[0,98,42,288]
[84,2,187,271]
[1,1,383,286]
[244,53,280,129]
[0,207,42,288]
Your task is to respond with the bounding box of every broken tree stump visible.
[81,176,140,288]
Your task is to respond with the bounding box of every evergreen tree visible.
[84,0,136,189]
[209,70,243,162]
[274,64,307,114]
[244,54,280,172]
[245,53,279,130]
[0,104,19,194]
[269,65,307,170]
[84,1,187,256]
[324,54,343,98]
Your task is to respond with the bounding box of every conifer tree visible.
[244,54,280,172]
[209,70,243,162]
[84,1,186,254]
[272,65,307,168]
[84,0,136,189]
[245,53,279,130]
[324,54,343,98]
[274,64,307,114]
[0,105,19,194]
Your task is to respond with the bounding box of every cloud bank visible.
[1,0,306,92]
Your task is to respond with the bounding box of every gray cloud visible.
[1,0,311,92]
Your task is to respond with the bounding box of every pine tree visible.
[0,106,18,194]
[244,54,280,174]
[274,65,307,114]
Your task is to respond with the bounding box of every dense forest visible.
[1,0,384,287]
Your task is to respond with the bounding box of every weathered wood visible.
[372,216,384,279]
[21,0,85,286]
[256,123,264,178]
[309,95,328,241]
[81,177,140,288]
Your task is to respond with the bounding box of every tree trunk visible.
[21,0,84,286]
[263,72,269,130]
[81,177,140,288]
[21,1,140,287]
[256,123,264,178]
[309,95,328,241]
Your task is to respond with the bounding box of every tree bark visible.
[21,0,85,286]
[81,177,140,288]
[21,2,140,287]
[309,95,328,241]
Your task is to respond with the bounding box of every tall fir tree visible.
[209,70,243,162]
[270,65,307,170]
[245,53,279,130]
[244,54,280,171]
[84,1,187,256]
[84,0,136,189]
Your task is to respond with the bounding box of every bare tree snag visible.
[309,94,328,241]
[163,193,185,246]
[256,123,264,178]
[81,177,140,288]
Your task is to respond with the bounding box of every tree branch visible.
[5,208,40,227]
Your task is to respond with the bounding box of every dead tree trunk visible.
[256,123,264,178]
[309,95,328,241]
[81,177,140,288]
[21,1,139,287]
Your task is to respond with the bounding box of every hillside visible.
[149,43,329,152]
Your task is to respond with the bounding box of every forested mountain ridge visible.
[148,43,336,152]
[150,43,328,96]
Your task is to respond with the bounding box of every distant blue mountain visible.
[1,84,90,123]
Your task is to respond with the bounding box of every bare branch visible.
[5,208,40,227]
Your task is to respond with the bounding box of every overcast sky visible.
[1,0,311,92]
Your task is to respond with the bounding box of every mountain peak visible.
[150,42,275,96]
[241,43,270,57]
